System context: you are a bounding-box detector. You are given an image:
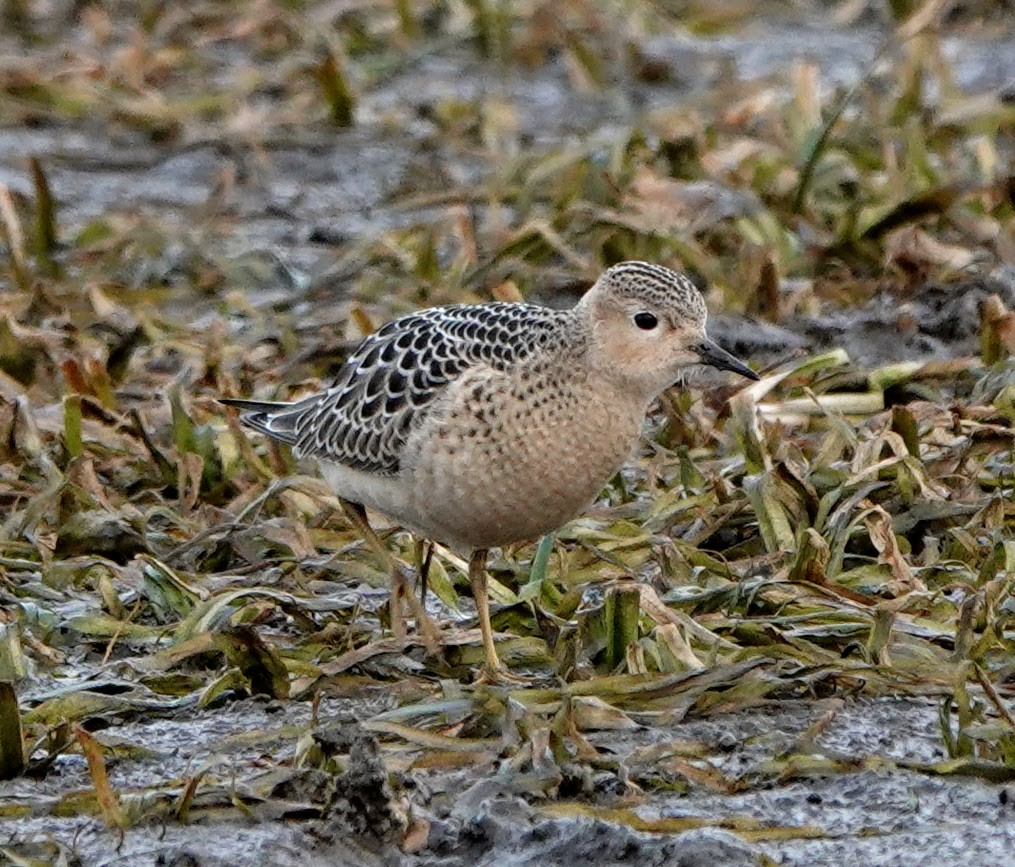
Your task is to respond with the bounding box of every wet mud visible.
[4,695,1013,866]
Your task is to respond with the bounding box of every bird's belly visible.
[413,449,622,548]
[318,462,408,521]
[404,376,644,550]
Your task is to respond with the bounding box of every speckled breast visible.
[401,364,646,551]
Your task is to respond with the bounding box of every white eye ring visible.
[633,312,658,330]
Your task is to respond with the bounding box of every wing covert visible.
[289,303,564,474]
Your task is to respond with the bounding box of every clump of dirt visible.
[418,796,762,867]
[320,730,408,845]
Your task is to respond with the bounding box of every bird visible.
[221,261,758,680]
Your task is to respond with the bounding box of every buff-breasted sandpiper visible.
[222,261,757,679]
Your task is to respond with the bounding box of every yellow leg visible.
[469,548,503,675]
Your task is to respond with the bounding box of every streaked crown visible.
[597,261,707,325]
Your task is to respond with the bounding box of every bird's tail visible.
[219,397,305,445]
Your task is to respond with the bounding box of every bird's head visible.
[579,261,758,397]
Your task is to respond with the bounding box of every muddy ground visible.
[5,692,1015,866]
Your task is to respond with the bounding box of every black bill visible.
[694,339,759,381]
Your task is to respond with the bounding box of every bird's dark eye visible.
[633,312,658,330]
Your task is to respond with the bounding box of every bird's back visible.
[225,302,570,477]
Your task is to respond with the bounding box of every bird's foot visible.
[473,664,532,687]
